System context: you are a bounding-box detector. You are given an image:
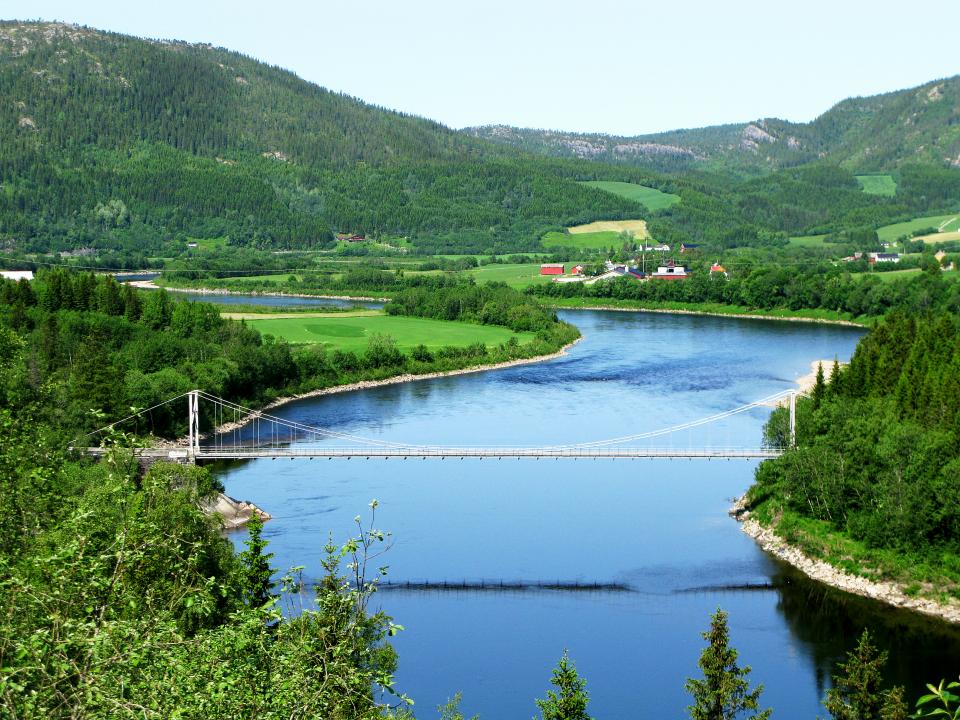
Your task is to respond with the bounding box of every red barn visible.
[540,264,565,276]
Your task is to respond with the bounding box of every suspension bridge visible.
[80,388,798,462]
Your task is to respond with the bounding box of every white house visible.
[0,270,34,281]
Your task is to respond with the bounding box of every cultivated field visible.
[542,230,627,250]
[876,214,960,243]
[241,312,534,351]
[580,181,681,210]
[855,175,897,196]
[567,219,650,236]
[788,234,829,248]
[912,230,960,244]
[467,263,552,289]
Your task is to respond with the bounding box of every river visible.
[208,306,960,719]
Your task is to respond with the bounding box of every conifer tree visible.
[824,630,907,720]
[239,512,275,609]
[535,650,593,720]
[685,609,771,720]
[812,362,826,409]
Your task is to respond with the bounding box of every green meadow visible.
[542,230,624,250]
[855,175,897,196]
[877,214,960,243]
[244,312,534,352]
[467,263,553,289]
[580,181,681,210]
[788,234,829,248]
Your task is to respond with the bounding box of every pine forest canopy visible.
[0,21,959,259]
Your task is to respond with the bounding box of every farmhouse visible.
[868,252,900,264]
[540,263,565,276]
[650,261,689,280]
[0,270,33,281]
[710,263,728,276]
[680,243,700,253]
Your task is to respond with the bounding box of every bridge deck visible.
[87,446,784,460]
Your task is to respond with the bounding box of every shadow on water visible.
[770,560,960,700]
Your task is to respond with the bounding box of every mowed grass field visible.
[467,263,553,289]
[543,219,649,250]
[241,312,535,352]
[877,214,960,243]
[855,175,897,196]
[542,230,625,250]
[580,181,681,210]
[788,234,829,248]
[912,230,960,244]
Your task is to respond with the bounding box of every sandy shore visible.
[552,303,866,327]
[730,496,960,625]
[208,336,583,436]
[759,359,848,407]
[125,280,388,302]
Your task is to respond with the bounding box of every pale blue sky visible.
[5,0,959,135]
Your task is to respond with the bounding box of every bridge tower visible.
[187,390,200,460]
[789,391,796,448]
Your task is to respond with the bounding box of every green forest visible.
[1,273,955,715]
[3,22,960,261]
[748,313,960,596]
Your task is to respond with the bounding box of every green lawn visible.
[245,312,534,352]
[542,230,624,250]
[855,175,897,197]
[467,263,553,289]
[788,234,829,248]
[580,181,681,210]
[188,236,229,250]
[876,214,959,243]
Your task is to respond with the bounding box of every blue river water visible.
[211,308,960,719]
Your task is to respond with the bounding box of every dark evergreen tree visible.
[535,650,593,720]
[239,511,275,610]
[824,630,907,720]
[685,609,771,720]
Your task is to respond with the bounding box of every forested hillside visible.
[749,313,960,596]
[466,75,960,174]
[0,21,639,254]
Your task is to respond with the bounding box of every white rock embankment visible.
[202,493,271,530]
[731,497,960,625]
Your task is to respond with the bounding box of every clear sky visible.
[5,0,959,135]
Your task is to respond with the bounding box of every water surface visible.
[216,310,960,718]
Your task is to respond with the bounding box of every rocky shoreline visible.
[730,495,960,625]
[202,492,272,530]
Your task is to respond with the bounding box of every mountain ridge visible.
[464,75,960,174]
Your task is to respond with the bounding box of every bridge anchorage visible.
[82,388,798,463]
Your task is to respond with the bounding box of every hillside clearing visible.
[788,234,829,247]
[580,181,681,210]
[876,214,959,243]
[855,175,897,196]
[542,230,628,250]
[567,219,649,236]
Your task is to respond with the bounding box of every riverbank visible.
[126,280,389,302]
[209,336,583,437]
[544,298,868,327]
[730,496,960,625]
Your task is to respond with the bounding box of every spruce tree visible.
[239,512,275,609]
[685,609,771,720]
[812,362,826,409]
[825,630,907,720]
[535,650,592,720]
